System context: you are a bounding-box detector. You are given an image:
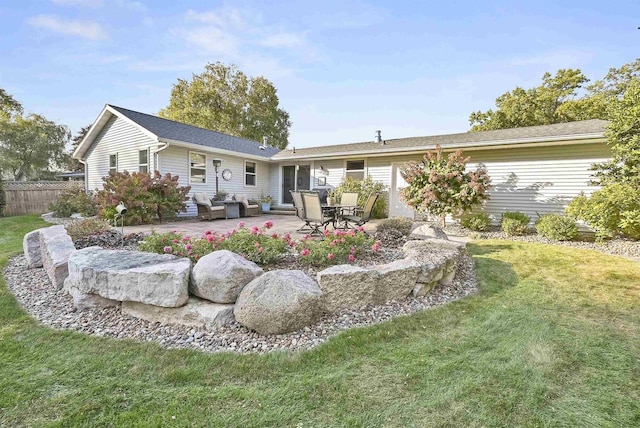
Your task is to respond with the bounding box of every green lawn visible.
[1,215,639,427]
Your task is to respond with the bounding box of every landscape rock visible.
[403,239,464,288]
[64,247,190,307]
[122,297,234,330]
[23,229,43,268]
[234,270,324,334]
[316,265,379,312]
[68,286,120,311]
[39,225,76,289]
[410,224,449,241]
[191,250,263,303]
[371,258,422,303]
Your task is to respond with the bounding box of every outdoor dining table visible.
[321,204,357,229]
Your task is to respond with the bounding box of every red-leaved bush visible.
[400,145,491,227]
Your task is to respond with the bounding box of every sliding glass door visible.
[281,164,311,204]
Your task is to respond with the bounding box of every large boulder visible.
[68,286,120,311]
[410,224,449,241]
[402,240,464,296]
[234,270,324,334]
[316,265,379,312]
[122,297,234,330]
[370,258,422,303]
[23,229,43,268]
[64,247,191,308]
[191,250,263,303]
[39,225,76,289]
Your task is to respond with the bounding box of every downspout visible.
[152,141,170,173]
[78,159,88,192]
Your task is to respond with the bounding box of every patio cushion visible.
[235,194,250,208]
[247,204,259,209]
[193,193,211,207]
[210,205,225,211]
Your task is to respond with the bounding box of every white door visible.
[390,163,415,218]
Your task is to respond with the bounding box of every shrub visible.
[376,217,414,236]
[297,228,375,267]
[65,218,112,241]
[501,212,530,236]
[49,186,97,218]
[333,176,388,219]
[566,184,640,240]
[95,171,191,225]
[535,214,578,241]
[460,213,491,231]
[400,145,491,228]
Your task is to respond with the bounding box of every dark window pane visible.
[246,174,256,186]
[139,165,148,173]
[245,161,256,174]
[109,154,117,168]
[139,150,148,164]
[346,160,365,171]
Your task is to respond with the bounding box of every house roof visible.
[272,119,608,160]
[108,105,281,158]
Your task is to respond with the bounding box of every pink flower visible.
[303,234,311,241]
[254,242,260,248]
[372,243,380,252]
[263,220,274,229]
[206,235,215,243]
[329,240,336,247]
[185,243,192,250]
[163,246,172,253]
[172,239,179,243]
[348,254,355,262]
[333,230,341,237]
[340,238,346,243]
[357,226,365,232]
[258,247,264,253]
[250,226,260,235]
[301,249,310,256]
[271,233,279,239]
[350,247,356,254]
[237,221,245,228]
[289,241,296,247]
[182,236,190,242]
[327,253,335,260]
[323,229,330,237]
[283,233,291,241]
[204,230,212,235]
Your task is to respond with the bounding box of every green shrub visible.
[376,217,414,236]
[566,184,640,240]
[95,171,191,225]
[65,218,112,240]
[49,186,97,218]
[333,176,387,219]
[138,231,184,254]
[535,214,578,241]
[460,213,491,231]
[297,228,375,267]
[501,212,530,236]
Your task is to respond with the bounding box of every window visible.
[109,154,117,173]
[245,160,256,186]
[139,149,149,173]
[189,151,206,183]
[345,160,365,181]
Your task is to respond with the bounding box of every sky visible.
[1,0,639,148]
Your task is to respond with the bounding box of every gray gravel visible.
[3,251,477,354]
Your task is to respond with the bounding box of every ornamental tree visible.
[400,146,491,228]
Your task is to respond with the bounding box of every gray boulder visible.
[68,286,120,311]
[410,224,449,241]
[23,229,43,268]
[64,247,191,308]
[122,297,234,330]
[39,225,76,289]
[370,258,422,303]
[191,250,263,303]
[316,265,379,312]
[403,240,464,293]
[234,270,324,335]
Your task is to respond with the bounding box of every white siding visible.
[84,115,159,191]
[158,145,271,216]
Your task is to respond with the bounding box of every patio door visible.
[281,164,311,204]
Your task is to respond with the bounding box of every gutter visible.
[158,137,274,162]
[151,141,170,172]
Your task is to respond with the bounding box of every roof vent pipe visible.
[259,136,268,150]
[374,130,382,144]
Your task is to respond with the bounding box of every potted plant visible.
[259,195,273,212]
[214,190,228,201]
[326,189,335,206]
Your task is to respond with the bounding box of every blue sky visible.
[1,0,639,148]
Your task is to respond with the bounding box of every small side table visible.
[222,201,241,219]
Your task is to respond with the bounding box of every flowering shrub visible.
[400,145,491,228]
[50,186,98,217]
[296,227,376,266]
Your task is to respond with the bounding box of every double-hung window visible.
[245,161,256,186]
[139,149,149,173]
[345,160,365,181]
[189,152,206,183]
[109,154,118,174]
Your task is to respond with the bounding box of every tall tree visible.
[0,88,22,120]
[66,125,91,172]
[159,62,292,149]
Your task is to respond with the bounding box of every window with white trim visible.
[345,160,365,181]
[245,160,256,186]
[109,154,118,174]
[189,151,206,184]
[139,149,149,173]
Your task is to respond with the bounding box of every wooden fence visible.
[2,181,84,217]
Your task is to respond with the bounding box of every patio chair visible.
[339,192,359,216]
[341,192,380,229]
[301,191,335,236]
[192,193,226,221]
[234,193,261,217]
[290,190,312,232]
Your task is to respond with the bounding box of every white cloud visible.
[174,26,239,55]
[27,15,108,40]
[51,0,103,7]
[261,32,305,48]
[185,8,245,29]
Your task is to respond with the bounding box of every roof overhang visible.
[270,133,607,161]
[158,138,275,162]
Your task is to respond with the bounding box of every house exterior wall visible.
[84,115,158,191]
[158,145,271,217]
[281,141,611,223]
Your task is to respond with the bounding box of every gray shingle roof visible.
[272,119,608,159]
[109,105,281,158]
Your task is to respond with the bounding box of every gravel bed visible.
[3,251,477,354]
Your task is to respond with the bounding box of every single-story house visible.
[73,104,610,223]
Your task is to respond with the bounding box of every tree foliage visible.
[0,88,23,120]
[66,125,91,172]
[159,62,292,149]
[399,146,491,227]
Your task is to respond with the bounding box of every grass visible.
[1,215,639,427]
